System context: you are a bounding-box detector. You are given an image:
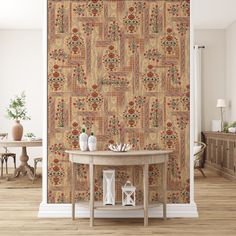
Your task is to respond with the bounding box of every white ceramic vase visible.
[88,132,97,151]
[79,128,88,151]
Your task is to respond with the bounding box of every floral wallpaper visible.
[48,0,190,204]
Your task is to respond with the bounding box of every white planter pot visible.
[228,127,236,133]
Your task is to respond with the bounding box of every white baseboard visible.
[38,202,198,218]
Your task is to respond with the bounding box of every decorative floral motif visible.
[144,49,163,62]
[150,99,162,128]
[87,84,103,111]
[161,28,178,55]
[55,5,66,33]
[123,7,140,33]
[150,5,163,33]
[49,49,68,62]
[87,0,103,16]
[123,101,140,127]
[55,99,65,127]
[48,158,65,186]
[144,143,159,150]
[82,117,94,131]
[168,192,180,203]
[167,4,180,16]
[66,122,81,149]
[108,116,121,136]
[73,3,86,16]
[134,96,146,107]
[142,64,160,91]
[116,169,130,182]
[101,75,129,87]
[149,165,160,185]
[134,1,146,14]
[128,135,140,149]
[176,115,189,130]
[180,85,190,110]
[102,45,120,71]
[82,23,94,36]
[66,28,84,55]
[56,192,65,203]
[167,64,181,86]
[73,98,86,111]
[72,64,86,86]
[176,22,189,36]
[108,21,121,41]
[49,143,65,157]
[180,179,190,203]
[76,164,88,179]
[181,0,190,16]
[167,98,180,111]
[168,155,181,180]
[161,121,178,149]
[128,40,139,53]
[48,65,65,91]
[167,155,182,191]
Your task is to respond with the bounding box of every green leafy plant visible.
[224,121,236,132]
[25,133,35,138]
[6,92,31,121]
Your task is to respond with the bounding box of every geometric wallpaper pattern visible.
[48,0,190,204]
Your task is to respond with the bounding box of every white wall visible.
[194,30,226,131]
[0,30,43,167]
[226,21,236,123]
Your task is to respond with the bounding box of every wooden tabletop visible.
[0,140,42,147]
[66,150,173,156]
[67,150,172,166]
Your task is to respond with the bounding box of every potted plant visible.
[25,133,36,141]
[6,92,31,141]
[224,121,236,133]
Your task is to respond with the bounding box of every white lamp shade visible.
[216,99,226,108]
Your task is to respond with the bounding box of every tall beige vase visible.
[12,120,23,141]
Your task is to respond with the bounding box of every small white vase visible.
[79,128,88,151]
[88,132,97,151]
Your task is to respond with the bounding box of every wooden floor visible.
[0,169,236,236]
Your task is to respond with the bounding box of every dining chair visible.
[0,133,16,178]
[194,141,207,177]
[32,157,42,183]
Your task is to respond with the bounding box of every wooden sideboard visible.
[202,131,236,180]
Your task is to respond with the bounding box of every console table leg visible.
[71,162,75,220]
[143,163,149,226]
[89,163,94,227]
[163,159,167,220]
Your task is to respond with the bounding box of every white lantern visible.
[103,170,115,205]
[122,181,136,206]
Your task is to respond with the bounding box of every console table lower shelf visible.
[74,201,162,211]
[66,150,172,227]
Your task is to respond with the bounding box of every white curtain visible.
[194,46,203,142]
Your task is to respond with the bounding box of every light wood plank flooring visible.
[0,169,236,236]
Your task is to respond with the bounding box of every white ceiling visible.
[192,0,236,29]
[0,0,236,30]
[0,0,44,29]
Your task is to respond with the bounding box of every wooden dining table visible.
[0,140,42,180]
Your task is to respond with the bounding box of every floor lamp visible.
[216,99,226,132]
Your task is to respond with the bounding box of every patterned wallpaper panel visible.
[48,0,190,204]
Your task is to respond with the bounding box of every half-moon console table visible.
[66,150,172,227]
